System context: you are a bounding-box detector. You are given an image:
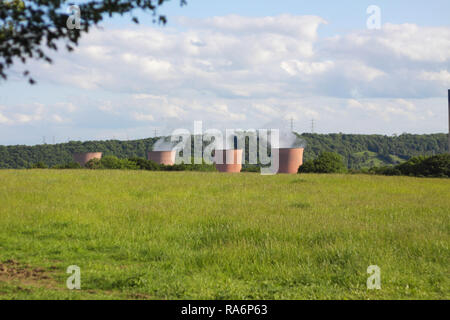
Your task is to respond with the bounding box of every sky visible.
[0,0,449,145]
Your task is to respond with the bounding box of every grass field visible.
[0,170,448,299]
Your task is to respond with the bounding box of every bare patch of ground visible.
[0,260,128,299]
[126,292,153,300]
[0,259,59,290]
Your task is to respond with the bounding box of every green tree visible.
[298,160,315,173]
[397,154,450,177]
[52,162,82,169]
[99,155,123,169]
[128,157,160,171]
[85,158,102,169]
[299,152,346,174]
[0,134,447,169]
[31,161,48,169]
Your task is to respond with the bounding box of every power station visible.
[148,150,176,166]
[73,152,102,167]
[69,89,450,172]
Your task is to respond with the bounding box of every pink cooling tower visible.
[214,149,243,173]
[148,151,176,165]
[73,152,102,166]
[277,148,304,174]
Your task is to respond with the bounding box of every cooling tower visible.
[72,152,102,166]
[277,148,304,174]
[148,151,176,165]
[214,149,243,173]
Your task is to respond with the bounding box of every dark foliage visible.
[299,133,447,169]
[298,152,346,173]
[128,157,160,171]
[369,154,450,178]
[81,156,216,172]
[84,158,100,169]
[241,164,259,172]
[0,138,157,168]
[0,133,447,170]
[30,161,48,169]
[52,161,82,169]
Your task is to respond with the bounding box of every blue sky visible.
[0,0,449,145]
[118,0,450,30]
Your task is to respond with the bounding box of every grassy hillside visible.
[0,170,448,299]
[0,133,447,169]
[300,133,448,169]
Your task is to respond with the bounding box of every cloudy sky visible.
[0,0,449,145]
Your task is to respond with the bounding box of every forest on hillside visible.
[300,133,448,168]
[0,133,447,169]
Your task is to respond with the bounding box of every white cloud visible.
[132,112,154,121]
[2,15,449,143]
[342,61,385,82]
[345,98,423,122]
[132,94,167,101]
[379,24,450,62]
[420,70,450,86]
[55,102,78,113]
[324,23,450,63]
[252,103,279,116]
[281,60,334,76]
[14,114,35,123]
[51,114,65,123]
[0,102,77,127]
[26,16,449,101]
[0,112,11,124]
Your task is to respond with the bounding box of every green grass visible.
[0,170,448,299]
[353,151,403,167]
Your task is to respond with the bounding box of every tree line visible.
[0,133,448,170]
[299,152,450,178]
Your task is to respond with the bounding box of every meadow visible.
[0,170,448,299]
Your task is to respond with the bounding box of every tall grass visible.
[0,170,448,299]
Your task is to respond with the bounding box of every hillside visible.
[0,133,447,169]
[300,133,448,169]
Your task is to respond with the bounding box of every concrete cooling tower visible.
[148,151,176,166]
[214,149,243,173]
[73,152,103,166]
[276,148,304,174]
